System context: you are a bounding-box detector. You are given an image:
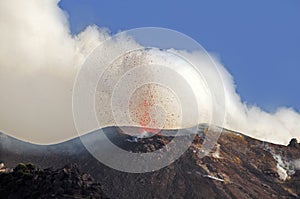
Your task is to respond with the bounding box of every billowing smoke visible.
[0,0,299,145]
[0,0,108,143]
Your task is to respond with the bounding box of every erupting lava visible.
[129,84,181,136]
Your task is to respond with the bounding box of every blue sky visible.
[60,0,300,112]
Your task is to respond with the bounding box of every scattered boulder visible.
[0,163,108,199]
[288,138,300,148]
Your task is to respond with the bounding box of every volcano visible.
[1,126,300,198]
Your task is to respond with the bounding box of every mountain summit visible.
[1,126,300,198]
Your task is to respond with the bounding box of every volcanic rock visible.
[1,126,300,198]
[0,163,108,199]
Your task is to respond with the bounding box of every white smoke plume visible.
[271,152,300,181]
[0,0,299,145]
[0,0,108,143]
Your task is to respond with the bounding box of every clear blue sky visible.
[60,0,300,112]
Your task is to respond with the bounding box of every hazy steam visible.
[0,0,108,143]
[0,0,299,145]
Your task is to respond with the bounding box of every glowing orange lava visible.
[129,85,162,135]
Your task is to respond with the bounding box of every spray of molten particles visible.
[129,84,181,135]
[95,49,195,137]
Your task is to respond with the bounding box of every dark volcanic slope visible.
[1,126,300,199]
[0,163,107,199]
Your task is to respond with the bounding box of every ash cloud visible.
[0,0,108,143]
[0,0,299,145]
